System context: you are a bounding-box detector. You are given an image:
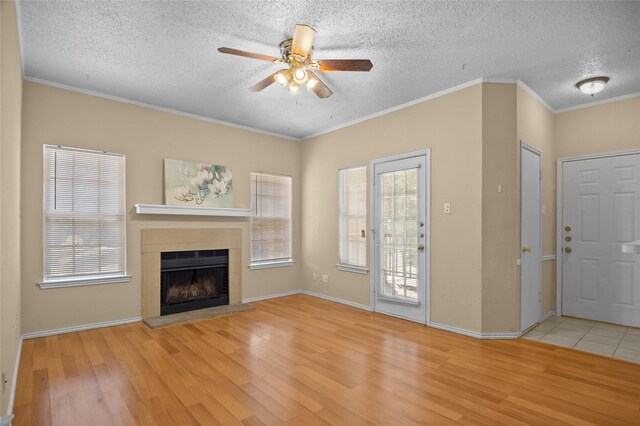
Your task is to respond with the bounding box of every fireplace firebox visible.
[160,249,229,316]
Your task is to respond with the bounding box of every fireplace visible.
[160,249,229,315]
[141,228,242,320]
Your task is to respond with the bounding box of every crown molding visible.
[554,92,640,114]
[23,76,302,141]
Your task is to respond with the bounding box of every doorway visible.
[371,150,430,323]
[520,143,542,332]
[558,151,640,328]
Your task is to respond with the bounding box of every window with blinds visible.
[42,145,127,285]
[339,166,367,269]
[250,172,292,267]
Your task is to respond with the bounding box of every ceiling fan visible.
[218,24,373,98]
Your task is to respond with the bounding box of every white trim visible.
[429,322,521,340]
[248,259,295,270]
[4,336,23,422]
[241,290,302,303]
[336,264,369,274]
[369,149,431,325]
[303,78,485,140]
[22,316,142,340]
[517,80,555,112]
[39,274,131,289]
[135,203,251,217]
[541,310,556,322]
[554,92,640,114]
[15,0,26,78]
[23,76,300,141]
[556,159,564,317]
[483,78,518,84]
[520,141,543,333]
[300,290,373,311]
[542,255,556,261]
[556,149,640,317]
[559,148,640,163]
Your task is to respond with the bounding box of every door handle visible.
[564,247,572,253]
[522,246,531,253]
[417,244,425,252]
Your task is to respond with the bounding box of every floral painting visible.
[164,159,233,207]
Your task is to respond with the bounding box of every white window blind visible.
[339,166,367,268]
[43,145,127,284]
[250,172,292,266]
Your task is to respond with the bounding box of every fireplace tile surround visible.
[141,228,242,319]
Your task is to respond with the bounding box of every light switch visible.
[498,184,502,193]
[444,202,451,214]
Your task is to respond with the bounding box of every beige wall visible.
[481,84,519,333]
[21,82,301,333]
[517,86,557,317]
[0,0,23,417]
[301,85,484,332]
[555,96,640,159]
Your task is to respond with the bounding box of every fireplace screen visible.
[160,249,229,315]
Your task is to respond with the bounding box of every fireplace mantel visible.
[141,228,242,319]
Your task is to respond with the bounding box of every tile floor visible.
[522,315,640,363]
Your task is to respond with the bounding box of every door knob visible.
[417,244,425,252]
[522,246,531,253]
[564,247,572,253]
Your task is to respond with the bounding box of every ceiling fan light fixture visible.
[274,70,290,87]
[305,78,317,91]
[576,76,609,96]
[292,68,308,84]
[287,81,300,94]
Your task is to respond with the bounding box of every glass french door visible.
[372,152,429,323]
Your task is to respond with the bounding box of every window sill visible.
[336,264,369,274]
[249,260,295,270]
[39,274,132,289]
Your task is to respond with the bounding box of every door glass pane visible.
[380,168,419,300]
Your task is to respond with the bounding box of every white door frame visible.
[520,141,543,331]
[369,149,431,325]
[555,148,640,317]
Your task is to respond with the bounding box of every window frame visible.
[249,171,294,270]
[337,165,368,274]
[39,145,130,289]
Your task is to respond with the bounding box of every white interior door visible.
[520,144,542,332]
[562,153,640,327]
[372,152,429,323]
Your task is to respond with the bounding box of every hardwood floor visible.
[13,294,640,425]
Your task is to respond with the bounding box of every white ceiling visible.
[17,1,640,139]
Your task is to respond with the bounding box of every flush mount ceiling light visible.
[218,24,373,98]
[576,76,610,96]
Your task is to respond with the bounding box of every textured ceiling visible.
[17,1,640,139]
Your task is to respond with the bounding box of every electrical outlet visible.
[313,272,317,281]
[444,202,451,214]
[322,274,329,283]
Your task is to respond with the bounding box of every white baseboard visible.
[299,290,373,311]
[5,335,23,421]
[541,310,556,322]
[429,322,521,340]
[22,316,142,340]
[241,290,302,304]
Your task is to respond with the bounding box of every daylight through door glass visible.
[381,169,418,300]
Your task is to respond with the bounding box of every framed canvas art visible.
[164,159,233,207]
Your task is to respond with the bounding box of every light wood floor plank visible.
[14,295,640,425]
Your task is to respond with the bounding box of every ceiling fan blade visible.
[248,71,283,92]
[291,24,316,58]
[218,47,280,63]
[307,71,332,98]
[317,59,373,72]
